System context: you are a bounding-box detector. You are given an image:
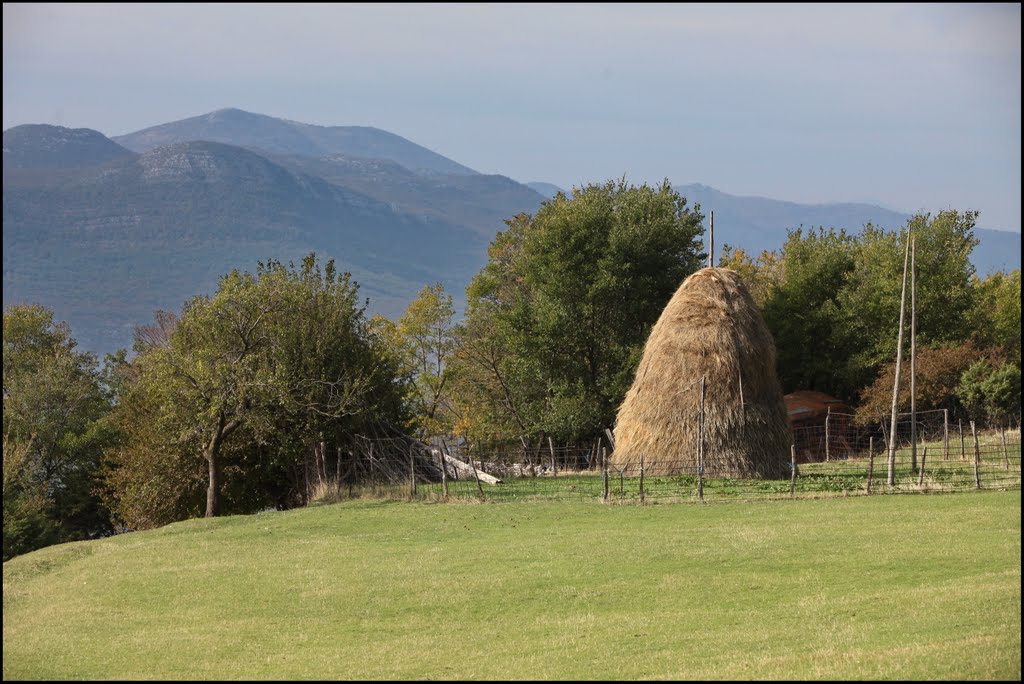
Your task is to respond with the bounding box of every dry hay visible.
[611,267,791,478]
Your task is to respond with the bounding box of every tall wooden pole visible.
[910,237,918,472]
[888,230,912,486]
[698,375,706,503]
[708,210,714,268]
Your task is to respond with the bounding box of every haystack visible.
[611,267,791,478]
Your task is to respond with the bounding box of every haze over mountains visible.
[3,107,1020,356]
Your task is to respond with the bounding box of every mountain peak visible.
[112,109,479,177]
[3,124,135,170]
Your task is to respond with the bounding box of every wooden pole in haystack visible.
[888,229,912,486]
[697,375,706,503]
[708,210,714,268]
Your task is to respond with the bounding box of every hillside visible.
[3,139,493,353]
[2,493,1019,680]
[112,107,478,176]
[3,123,136,171]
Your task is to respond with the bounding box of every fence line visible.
[309,423,1020,505]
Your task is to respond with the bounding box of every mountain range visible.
[4,107,1020,356]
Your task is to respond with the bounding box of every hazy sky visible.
[4,3,1021,231]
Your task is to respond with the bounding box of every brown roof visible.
[784,391,848,421]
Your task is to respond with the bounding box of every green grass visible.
[3,492,1020,680]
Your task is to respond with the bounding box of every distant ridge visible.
[676,183,1021,275]
[3,111,1019,358]
[112,108,479,176]
[3,124,136,170]
[525,181,565,199]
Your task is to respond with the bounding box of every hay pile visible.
[611,267,791,478]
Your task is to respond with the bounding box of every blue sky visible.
[4,3,1020,232]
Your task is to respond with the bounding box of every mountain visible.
[266,152,544,239]
[3,124,136,171]
[3,138,498,353]
[677,183,1021,275]
[4,110,1019,358]
[525,181,565,199]
[112,108,478,176]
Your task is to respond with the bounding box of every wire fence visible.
[308,415,1020,505]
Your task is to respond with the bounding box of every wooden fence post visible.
[866,437,875,494]
[825,408,831,462]
[790,445,797,498]
[943,409,949,460]
[917,446,928,488]
[1001,428,1009,470]
[548,436,557,476]
[441,448,449,499]
[319,441,327,484]
[468,446,485,498]
[409,444,417,498]
[971,421,981,490]
[959,420,965,460]
[602,447,609,502]
[639,453,646,505]
[348,451,354,499]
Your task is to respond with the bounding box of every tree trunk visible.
[204,411,243,518]
[205,445,221,518]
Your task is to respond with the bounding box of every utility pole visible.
[910,237,918,472]
[887,229,911,486]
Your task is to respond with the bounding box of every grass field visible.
[3,491,1020,680]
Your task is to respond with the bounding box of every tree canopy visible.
[103,254,408,526]
[450,179,706,444]
[3,304,118,559]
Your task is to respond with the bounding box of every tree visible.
[761,226,857,397]
[971,269,1021,365]
[104,254,408,524]
[4,435,59,560]
[384,283,457,437]
[718,245,783,308]
[834,211,979,397]
[760,210,982,404]
[855,340,997,421]
[3,304,117,557]
[958,359,1022,428]
[450,179,705,444]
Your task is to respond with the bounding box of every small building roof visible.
[784,391,848,420]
